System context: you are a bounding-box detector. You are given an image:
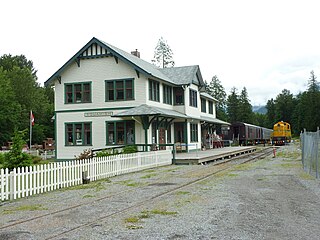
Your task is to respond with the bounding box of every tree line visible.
[205,71,320,135]
[0,54,54,147]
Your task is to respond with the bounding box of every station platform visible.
[174,146,257,165]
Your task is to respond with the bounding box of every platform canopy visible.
[112,104,187,119]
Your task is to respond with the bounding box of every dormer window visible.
[189,89,197,107]
[173,87,184,105]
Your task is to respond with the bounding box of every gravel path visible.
[1,143,320,240]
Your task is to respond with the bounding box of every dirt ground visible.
[1,142,320,240]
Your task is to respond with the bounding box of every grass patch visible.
[175,191,190,195]
[126,225,143,229]
[140,173,157,179]
[83,194,94,198]
[117,180,143,187]
[66,179,110,192]
[3,204,48,214]
[149,209,178,215]
[299,171,315,180]
[125,216,140,223]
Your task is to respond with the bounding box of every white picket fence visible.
[0,150,172,201]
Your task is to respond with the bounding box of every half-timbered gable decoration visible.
[45,37,230,160]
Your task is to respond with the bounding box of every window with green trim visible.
[209,101,213,114]
[65,82,91,104]
[174,87,184,105]
[66,122,92,146]
[163,84,172,105]
[190,123,198,142]
[189,89,197,107]
[105,79,134,101]
[201,98,206,113]
[106,121,135,145]
[149,79,160,102]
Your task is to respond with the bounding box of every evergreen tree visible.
[307,70,319,92]
[238,87,253,123]
[207,75,227,121]
[152,37,175,68]
[266,98,276,128]
[226,87,239,123]
[274,89,295,124]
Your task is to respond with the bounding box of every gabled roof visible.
[159,65,205,86]
[200,92,218,102]
[45,37,173,86]
[45,37,204,87]
[112,104,187,119]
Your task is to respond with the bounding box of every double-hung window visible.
[65,82,91,104]
[106,121,135,145]
[163,84,172,105]
[66,122,92,146]
[174,87,184,105]
[209,101,213,114]
[190,123,198,142]
[105,78,134,101]
[201,98,206,113]
[149,79,160,102]
[189,89,197,107]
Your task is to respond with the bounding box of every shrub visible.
[96,150,113,157]
[122,146,137,154]
[75,149,93,160]
[3,130,32,170]
[0,152,4,165]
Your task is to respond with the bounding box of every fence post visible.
[10,169,16,200]
[316,127,319,178]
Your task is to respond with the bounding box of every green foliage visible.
[0,54,54,146]
[0,152,4,165]
[122,145,137,154]
[95,149,113,157]
[3,130,33,169]
[205,75,228,121]
[226,87,239,123]
[152,37,175,68]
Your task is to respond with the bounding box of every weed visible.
[175,191,190,195]
[3,204,48,214]
[299,172,315,180]
[141,173,157,179]
[117,180,143,187]
[126,225,143,229]
[125,216,140,223]
[149,209,178,215]
[66,178,110,192]
[83,194,94,198]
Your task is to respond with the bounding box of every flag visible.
[30,111,35,126]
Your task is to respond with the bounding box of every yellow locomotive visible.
[271,121,292,145]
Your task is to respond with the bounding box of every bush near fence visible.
[301,129,320,178]
[0,150,172,201]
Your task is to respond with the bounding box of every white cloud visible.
[1,0,320,106]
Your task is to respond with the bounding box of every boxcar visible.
[272,121,292,145]
[229,122,272,145]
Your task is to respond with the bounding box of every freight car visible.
[229,122,272,146]
[271,121,292,145]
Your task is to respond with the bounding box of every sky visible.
[1,0,320,106]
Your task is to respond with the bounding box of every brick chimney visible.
[131,49,140,58]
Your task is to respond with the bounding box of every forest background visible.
[0,49,319,147]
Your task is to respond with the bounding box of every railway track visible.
[0,147,274,239]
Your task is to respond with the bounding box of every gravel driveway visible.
[1,142,320,240]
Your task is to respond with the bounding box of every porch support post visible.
[184,119,188,152]
[141,116,150,151]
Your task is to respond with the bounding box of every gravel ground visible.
[1,142,320,240]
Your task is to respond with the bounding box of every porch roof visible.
[200,115,230,125]
[112,104,187,119]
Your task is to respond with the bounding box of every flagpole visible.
[30,110,32,151]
